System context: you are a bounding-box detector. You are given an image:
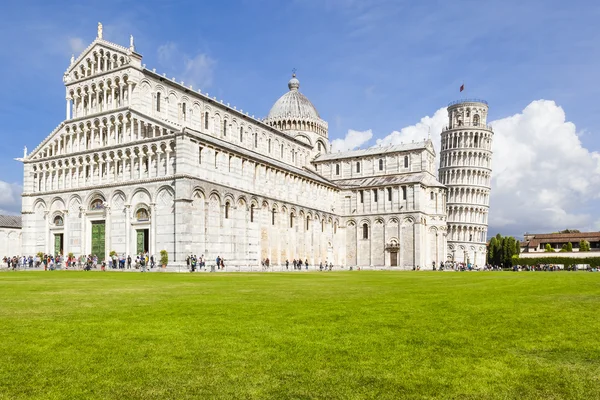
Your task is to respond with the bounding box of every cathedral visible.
[19,24,492,269]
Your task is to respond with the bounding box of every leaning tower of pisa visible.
[438,99,493,266]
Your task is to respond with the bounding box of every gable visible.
[64,40,133,83]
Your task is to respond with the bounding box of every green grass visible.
[0,271,599,399]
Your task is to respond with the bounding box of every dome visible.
[267,74,320,120]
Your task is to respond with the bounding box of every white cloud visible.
[0,181,22,215]
[488,100,600,236]
[68,37,85,54]
[369,100,600,237]
[331,129,373,152]
[375,107,448,151]
[157,42,216,89]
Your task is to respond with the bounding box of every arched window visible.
[387,187,392,201]
[250,204,255,222]
[359,190,364,203]
[240,126,243,142]
[404,155,409,168]
[362,223,369,239]
[290,214,294,228]
[335,164,340,175]
[272,208,276,225]
[182,103,187,121]
[402,186,407,200]
[281,144,284,158]
[334,223,337,234]
[136,208,149,221]
[430,192,434,200]
[317,142,322,152]
[156,92,161,112]
[225,202,230,219]
[321,220,324,232]
[53,215,64,226]
[356,162,361,173]
[473,114,480,126]
[223,120,227,136]
[379,159,384,171]
[373,189,378,202]
[204,112,209,129]
[254,132,258,148]
[306,216,310,231]
[268,139,271,153]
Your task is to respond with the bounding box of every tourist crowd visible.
[1,253,158,272]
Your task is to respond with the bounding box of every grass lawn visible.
[0,271,599,399]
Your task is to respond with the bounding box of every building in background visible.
[0,215,22,258]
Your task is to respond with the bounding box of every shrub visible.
[109,250,117,257]
[160,250,168,266]
[579,240,590,252]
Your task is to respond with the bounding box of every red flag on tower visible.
[460,84,464,92]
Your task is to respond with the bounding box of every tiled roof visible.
[522,232,600,248]
[314,141,433,162]
[333,172,445,189]
[0,215,22,229]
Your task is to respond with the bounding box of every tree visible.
[487,234,520,266]
[559,229,580,234]
[487,237,498,264]
[579,240,590,252]
[560,242,573,252]
[544,243,554,252]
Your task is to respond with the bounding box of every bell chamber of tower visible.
[438,99,493,266]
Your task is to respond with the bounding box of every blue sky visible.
[1,0,599,237]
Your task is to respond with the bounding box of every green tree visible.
[487,237,497,264]
[544,243,554,252]
[579,240,590,252]
[487,234,520,266]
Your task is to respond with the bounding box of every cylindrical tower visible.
[439,99,493,267]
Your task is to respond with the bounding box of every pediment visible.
[64,40,133,83]
[27,122,67,161]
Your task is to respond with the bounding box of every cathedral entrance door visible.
[54,233,64,256]
[390,251,398,267]
[91,221,106,261]
[136,229,149,254]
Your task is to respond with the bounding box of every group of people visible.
[261,258,335,271]
[1,252,158,272]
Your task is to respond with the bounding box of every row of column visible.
[44,117,170,158]
[447,208,488,224]
[67,82,132,120]
[447,189,489,206]
[441,153,492,168]
[33,151,173,193]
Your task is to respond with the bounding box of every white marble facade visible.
[19,26,488,269]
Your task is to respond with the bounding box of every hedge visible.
[514,256,600,267]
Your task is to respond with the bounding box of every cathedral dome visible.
[267,74,321,120]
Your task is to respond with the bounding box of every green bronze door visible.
[136,230,144,255]
[54,234,63,256]
[91,221,106,261]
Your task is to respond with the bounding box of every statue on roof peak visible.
[97,22,103,39]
